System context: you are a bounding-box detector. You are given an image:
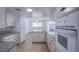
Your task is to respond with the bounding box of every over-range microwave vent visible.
[60,7,66,11]
[16,8,21,11]
[60,7,76,12]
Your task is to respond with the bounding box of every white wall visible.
[24,18,32,33]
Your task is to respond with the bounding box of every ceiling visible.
[7,7,56,18]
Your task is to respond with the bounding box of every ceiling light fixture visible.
[26,8,32,12]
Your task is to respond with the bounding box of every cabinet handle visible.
[60,7,66,11]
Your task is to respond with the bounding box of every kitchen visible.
[0,7,79,52]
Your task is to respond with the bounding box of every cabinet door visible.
[46,35,51,51]
[37,35,45,42]
[6,11,14,27]
[0,7,6,28]
[50,41,56,52]
[9,46,17,52]
[32,32,46,42]
[46,35,56,52]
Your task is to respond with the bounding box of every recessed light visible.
[16,8,21,11]
[52,22,56,24]
[26,8,32,12]
[36,20,39,22]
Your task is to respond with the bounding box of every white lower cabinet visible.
[55,48,60,52]
[32,32,46,42]
[9,46,17,52]
[46,35,56,52]
[50,41,56,52]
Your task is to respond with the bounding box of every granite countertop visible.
[0,41,18,52]
[0,32,19,52]
[0,32,19,37]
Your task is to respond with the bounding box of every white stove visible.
[56,10,79,52]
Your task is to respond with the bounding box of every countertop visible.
[0,32,19,37]
[0,41,18,52]
[47,32,55,38]
[0,32,19,52]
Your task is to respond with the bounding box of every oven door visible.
[56,29,77,52]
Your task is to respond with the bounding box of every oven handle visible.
[56,29,77,36]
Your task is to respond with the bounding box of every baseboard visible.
[32,42,46,43]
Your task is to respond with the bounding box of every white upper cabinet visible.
[0,7,6,29]
[6,10,15,27]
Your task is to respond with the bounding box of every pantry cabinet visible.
[0,7,6,29]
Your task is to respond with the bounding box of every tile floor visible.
[17,32,49,52]
[32,42,49,52]
[17,41,49,52]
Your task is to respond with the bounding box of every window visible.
[32,22,42,27]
